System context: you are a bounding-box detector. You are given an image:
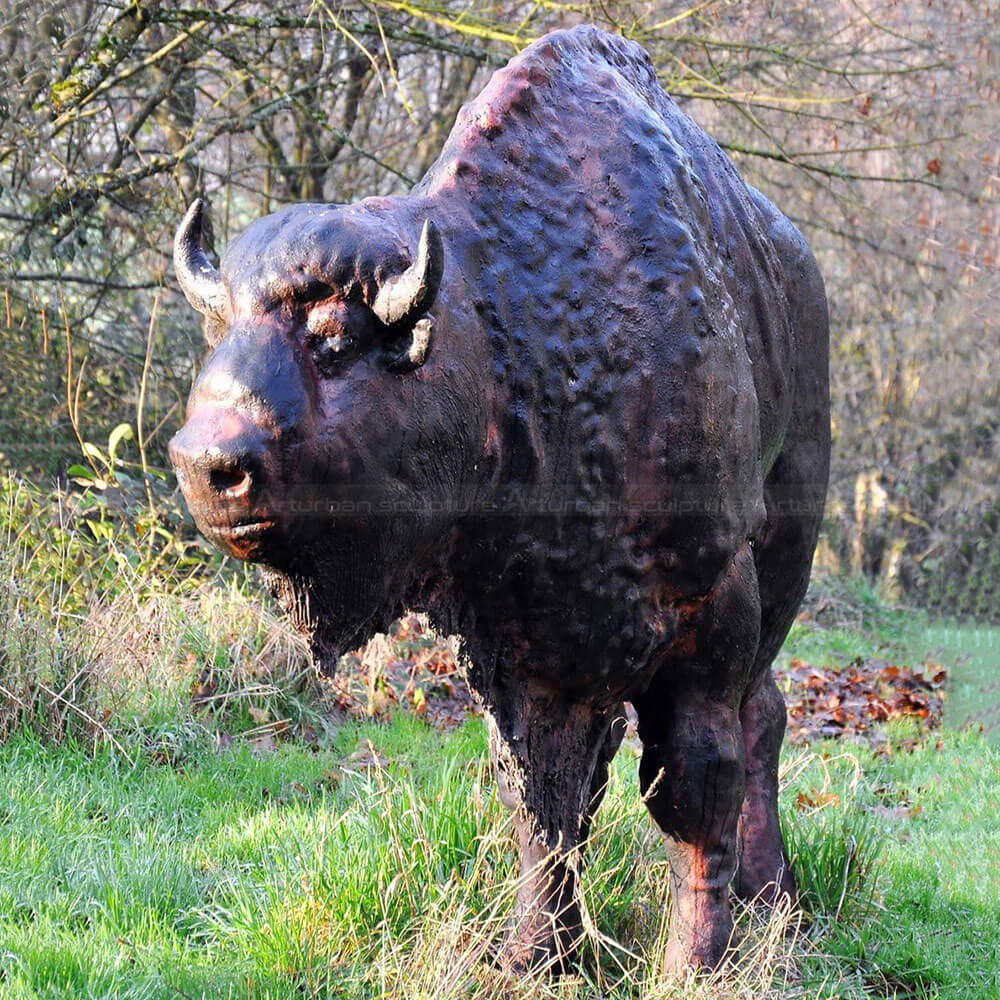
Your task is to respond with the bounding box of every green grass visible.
[781,574,924,667]
[783,726,1000,998]
[0,719,494,999]
[2,717,999,999]
[918,623,1000,736]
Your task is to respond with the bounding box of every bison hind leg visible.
[735,670,797,905]
[634,542,761,974]
[735,438,826,906]
[734,529,806,907]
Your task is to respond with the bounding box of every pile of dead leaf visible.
[331,632,951,747]
[188,605,951,750]
[776,656,947,747]
[327,614,475,729]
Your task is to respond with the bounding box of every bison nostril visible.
[210,467,252,497]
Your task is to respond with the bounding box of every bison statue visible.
[169,24,830,975]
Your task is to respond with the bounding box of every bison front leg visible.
[484,679,622,975]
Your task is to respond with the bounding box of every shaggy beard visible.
[257,513,438,676]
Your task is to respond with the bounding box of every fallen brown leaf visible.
[776,656,947,746]
[796,788,841,811]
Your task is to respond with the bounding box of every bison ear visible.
[384,316,434,373]
[174,199,228,343]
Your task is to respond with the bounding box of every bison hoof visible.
[494,921,580,978]
[661,923,740,979]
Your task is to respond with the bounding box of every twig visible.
[34,680,130,758]
[719,140,947,189]
[3,272,163,290]
[137,293,160,515]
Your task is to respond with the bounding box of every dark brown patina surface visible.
[170,25,830,975]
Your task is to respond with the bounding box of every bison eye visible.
[309,332,358,377]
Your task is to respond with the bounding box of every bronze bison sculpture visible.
[169,25,830,975]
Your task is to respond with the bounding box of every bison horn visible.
[372,219,443,329]
[174,198,227,318]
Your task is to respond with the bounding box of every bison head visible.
[168,198,480,659]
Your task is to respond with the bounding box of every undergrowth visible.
[0,473,331,754]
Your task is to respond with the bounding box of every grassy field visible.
[2,477,999,998]
[2,697,999,997]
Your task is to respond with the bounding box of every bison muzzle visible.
[169,25,830,976]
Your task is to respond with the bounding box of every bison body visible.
[170,25,829,974]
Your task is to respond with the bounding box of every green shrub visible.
[0,473,336,753]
